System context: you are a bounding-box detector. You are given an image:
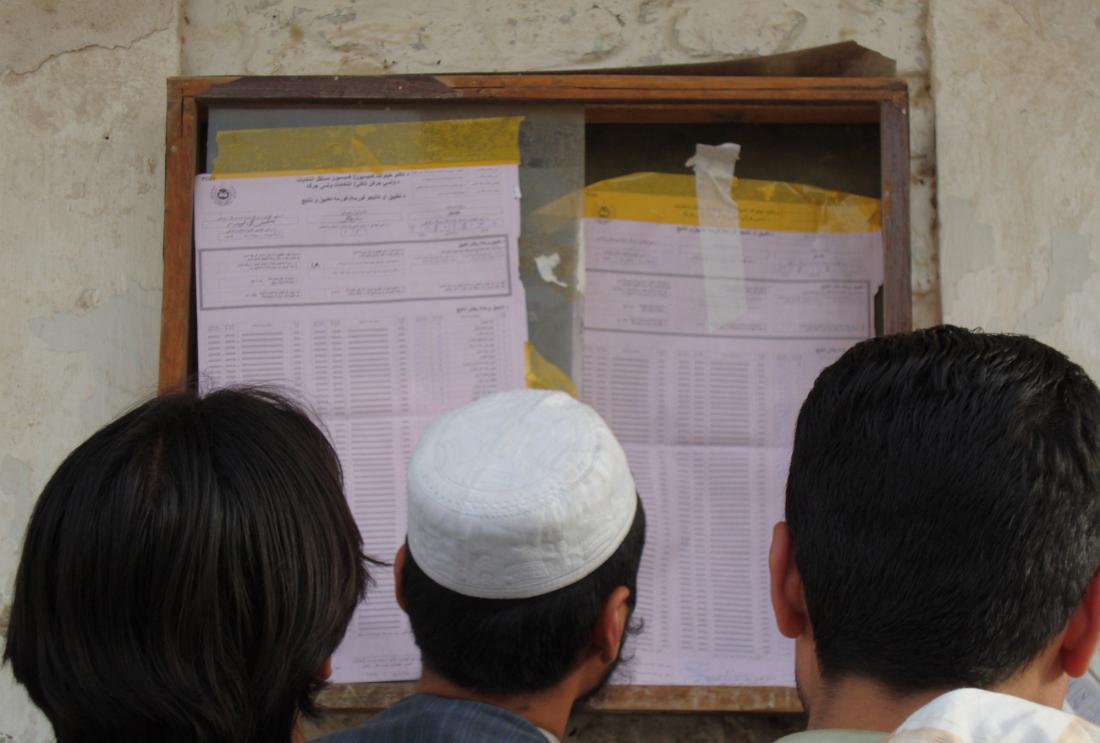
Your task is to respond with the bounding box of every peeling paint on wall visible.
[29,283,162,430]
[1021,228,1098,336]
[939,195,996,313]
[181,0,930,76]
[933,0,1100,378]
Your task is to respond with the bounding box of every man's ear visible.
[769,521,808,639]
[1061,570,1100,677]
[393,544,409,614]
[317,656,333,682]
[593,586,632,664]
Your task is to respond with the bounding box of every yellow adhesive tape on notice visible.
[583,172,880,234]
[213,117,523,177]
[525,342,577,398]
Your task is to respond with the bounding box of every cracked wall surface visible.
[182,0,927,75]
[1,0,175,75]
[932,0,1100,382]
[7,0,1098,740]
[0,1,180,739]
[5,2,932,741]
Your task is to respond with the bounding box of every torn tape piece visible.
[213,117,523,177]
[690,143,745,333]
[582,173,880,233]
[525,342,578,398]
[534,253,569,288]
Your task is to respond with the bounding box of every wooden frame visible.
[158,74,911,714]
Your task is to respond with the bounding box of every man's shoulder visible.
[775,731,886,743]
[316,694,551,743]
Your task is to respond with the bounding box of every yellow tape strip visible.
[524,342,578,398]
[583,172,881,233]
[213,117,523,176]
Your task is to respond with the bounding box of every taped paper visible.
[580,167,883,687]
[213,117,524,177]
[525,341,578,397]
[582,172,881,233]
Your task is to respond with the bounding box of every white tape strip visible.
[687,143,745,332]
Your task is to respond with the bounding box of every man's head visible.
[396,389,645,699]
[4,388,369,743]
[770,326,1100,715]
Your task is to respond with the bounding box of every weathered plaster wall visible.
[2,2,933,741]
[931,0,1100,382]
[0,2,180,740]
[5,2,1099,738]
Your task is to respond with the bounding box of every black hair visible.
[4,387,370,743]
[786,325,1100,692]
[401,497,646,695]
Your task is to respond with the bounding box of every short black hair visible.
[401,497,646,695]
[786,325,1100,692]
[4,388,369,743]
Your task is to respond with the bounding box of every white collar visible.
[890,688,1100,742]
[535,726,560,743]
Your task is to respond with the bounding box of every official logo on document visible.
[209,183,237,206]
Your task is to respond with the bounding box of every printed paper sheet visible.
[586,181,882,687]
[194,164,528,682]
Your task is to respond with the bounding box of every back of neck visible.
[808,676,948,732]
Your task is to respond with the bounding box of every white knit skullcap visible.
[406,389,637,599]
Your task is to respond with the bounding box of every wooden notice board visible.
[158,72,911,715]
